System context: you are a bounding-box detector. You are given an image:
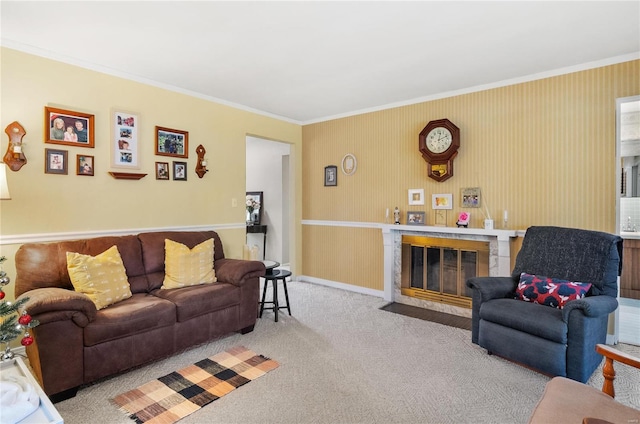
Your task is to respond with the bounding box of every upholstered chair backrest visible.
[511,226,623,297]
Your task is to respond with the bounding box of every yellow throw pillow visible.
[66,245,132,310]
[162,238,217,289]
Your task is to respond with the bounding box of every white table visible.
[0,356,63,424]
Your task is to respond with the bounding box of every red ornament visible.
[21,335,34,346]
[18,313,32,325]
[0,290,4,300]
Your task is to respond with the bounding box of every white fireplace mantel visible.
[381,224,517,302]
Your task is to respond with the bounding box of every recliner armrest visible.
[466,276,516,301]
[561,295,618,322]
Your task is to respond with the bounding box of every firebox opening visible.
[401,236,490,308]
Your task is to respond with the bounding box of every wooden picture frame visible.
[112,110,140,169]
[324,165,337,186]
[173,161,187,181]
[341,153,357,175]
[45,106,95,148]
[45,148,68,175]
[246,191,263,225]
[407,211,426,225]
[155,162,169,180]
[76,154,94,176]
[156,126,188,158]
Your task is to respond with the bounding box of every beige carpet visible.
[54,281,640,424]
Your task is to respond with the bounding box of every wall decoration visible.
[407,211,426,225]
[408,188,425,205]
[112,110,140,169]
[155,162,169,180]
[341,153,357,175]
[156,126,188,158]
[324,165,337,186]
[461,187,481,208]
[4,121,28,172]
[45,148,68,175]
[432,193,453,210]
[434,210,447,226]
[44,106,95,148]
[246,191,263,225]
[76,154,94,176]
[457,211,470,227]
[173,161,187,181]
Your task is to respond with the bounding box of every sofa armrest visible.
[17,287,97,326]
[466,276,516,301]
[561,295,618,322]
[215,258,265,286]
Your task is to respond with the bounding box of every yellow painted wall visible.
[0,48,302,299]
[302,60,640,291]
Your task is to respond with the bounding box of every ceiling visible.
[1,1,639,124]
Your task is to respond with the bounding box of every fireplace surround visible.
[382,225,517,317]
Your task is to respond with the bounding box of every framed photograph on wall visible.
[155,162,169,180]
[112,110,140,169]
[408,188,425,205]
[76,154,94,176]
[173,161,187,181]
[156,126,188,158]
[324,165,337,186]
[461,187,481,208]
[432,193,453,210]
[44,106,95,148]
[407,211,426,225]
[45,148,68,175]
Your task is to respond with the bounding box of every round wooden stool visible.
[259,269,292,322]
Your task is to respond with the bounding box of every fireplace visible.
[381,225,516,318]
[401,236,489,308]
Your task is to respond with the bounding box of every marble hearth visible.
[381,225,517,318]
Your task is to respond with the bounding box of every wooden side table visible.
[0,356,63,423]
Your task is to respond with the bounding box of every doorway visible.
[246,136,291,266]
[616,95,640,346]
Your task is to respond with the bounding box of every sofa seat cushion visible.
[84,293,176,346]
[480,298,567,344]
[153,283,240,322]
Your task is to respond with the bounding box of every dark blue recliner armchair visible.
[466,226,623,383]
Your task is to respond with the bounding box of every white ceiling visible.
[1,1,639,124]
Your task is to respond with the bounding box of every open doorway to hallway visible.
[246,136,291,266]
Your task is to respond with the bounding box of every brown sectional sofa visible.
[14,230,265,402]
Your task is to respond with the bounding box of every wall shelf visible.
[108,172,147,180]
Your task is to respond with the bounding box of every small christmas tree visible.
[0,255,39,361]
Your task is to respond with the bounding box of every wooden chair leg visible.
[601,356,616,398]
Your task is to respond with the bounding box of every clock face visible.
[426,127,452,154]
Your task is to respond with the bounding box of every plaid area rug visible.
[111,346,279,424]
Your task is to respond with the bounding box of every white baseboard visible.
[297,275,384,298]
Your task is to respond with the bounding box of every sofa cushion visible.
[162,238,217,289]
[153,283,240,322]
[480,298,567,344]
[138,231,225,291]
[515,272,592,309]
[66,246,132,310]
[83,293,176,346]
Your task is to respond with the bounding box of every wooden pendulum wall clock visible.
[418,118,460,182]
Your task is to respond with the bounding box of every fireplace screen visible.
[401,236,489,308]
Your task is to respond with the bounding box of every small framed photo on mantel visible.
[407,211,426,225]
